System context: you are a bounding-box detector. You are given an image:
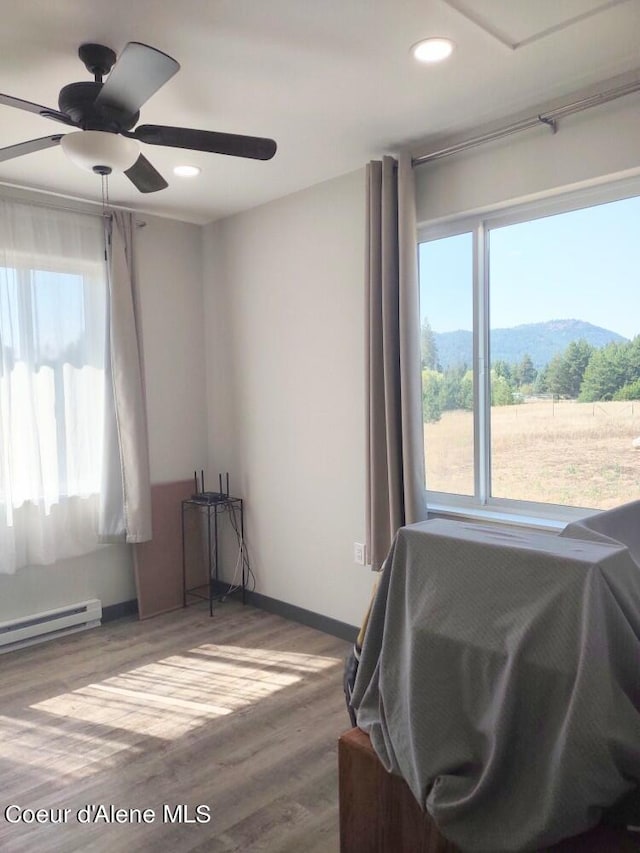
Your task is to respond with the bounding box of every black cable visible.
[227,500,256,593]
[209,499,256,602]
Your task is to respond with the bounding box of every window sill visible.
[426,503,571,533]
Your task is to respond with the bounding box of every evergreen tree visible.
[514,353,537,387]
[492,359,513,387]
[626,335,640,378]
[614,378,640,401]
[439,365,466,411]
[491,370,514,406]
[422,370,442,422]
[544,353,564,396]
[547,339,594,398]
[579,342,628,401]
[421,318,440,371]
[534,364,549,394]
[459,370,474,410]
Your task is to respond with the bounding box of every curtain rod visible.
[412,76,640,167]
[0,180,141,220]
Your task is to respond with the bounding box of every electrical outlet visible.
[354,542,366,565]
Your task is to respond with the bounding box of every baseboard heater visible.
[0,598,102,654]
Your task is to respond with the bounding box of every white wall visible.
[0,208,206,621]
[135,214,207,483]
[202,168,374,627]
[0,545,135,622]
[416,94,640,224]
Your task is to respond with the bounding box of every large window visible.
[0,266,106,503]
[418,182,640,518]
[0,199,115,571]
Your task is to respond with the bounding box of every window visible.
[0,199,117,571]
[418,181,640,519]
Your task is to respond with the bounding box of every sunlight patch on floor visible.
[28,645,342,745]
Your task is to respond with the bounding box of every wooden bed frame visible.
[338,727,640,852]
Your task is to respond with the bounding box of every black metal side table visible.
[181,495,245,616]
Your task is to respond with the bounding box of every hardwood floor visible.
[0,601,351,852]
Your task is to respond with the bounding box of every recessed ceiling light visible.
[173,165,201,177]
[412,37,455,64]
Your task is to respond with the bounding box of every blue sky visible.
[33,271,86,356]
[1,269,87,359]
[419,194,640,340]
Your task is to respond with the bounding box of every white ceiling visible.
[0,0,639,224]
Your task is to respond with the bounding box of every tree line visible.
[422,319,640,423]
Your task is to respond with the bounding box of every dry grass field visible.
[424,399,640,509]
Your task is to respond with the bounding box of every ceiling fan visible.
[0,42,277,193]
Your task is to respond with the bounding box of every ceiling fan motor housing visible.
[78,43,117,79]
[58,82,139,132]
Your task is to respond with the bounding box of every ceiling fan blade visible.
[131,125,277,160]
[124,153,168,193]
[95,42,180,116]
[0,135,64,163]
[0,93,73,125]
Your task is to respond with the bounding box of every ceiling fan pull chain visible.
[100,171,110,213]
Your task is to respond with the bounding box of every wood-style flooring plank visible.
[0,600,350,853]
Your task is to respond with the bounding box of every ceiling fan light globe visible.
[60,130,139,173]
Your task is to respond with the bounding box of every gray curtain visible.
[102,211,152,542]
[365,153,426,570]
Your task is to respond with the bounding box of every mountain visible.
[433,319,627,371]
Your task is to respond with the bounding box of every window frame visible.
[417,174,640,527]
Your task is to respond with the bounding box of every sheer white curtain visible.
[0,198,122,573]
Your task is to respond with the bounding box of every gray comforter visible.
[351,516,640,852]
